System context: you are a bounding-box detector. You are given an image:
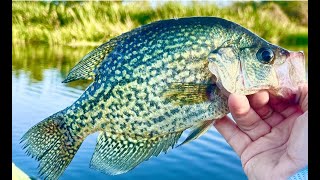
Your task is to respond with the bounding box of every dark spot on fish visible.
[101,123,106,129]
[79,121,86,127]
[137,77,144,84]
[124,112,131,117]
[131,124,136,131]
[149,130,157,137]
[120,123,126,129]
[171,120,177,126]
[153,116,166,123]
[118,80,126,86]
[170,108,179,114]
[89,103,95,110]
[80,115,86,120]
[68,114,76,120]
[76,127,81,132]
[97,112,102,119]
[136,103,144,111]
[116,89,124,97]
[88,89,95,97]
[163,98,171,104]
[144,121,152,127]
[149,101,157,107]
[91,117,97,125]
[126,93,132,100]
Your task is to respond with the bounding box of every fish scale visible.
[21,17,306,180]
[70,25,220,135]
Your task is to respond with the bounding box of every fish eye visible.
[256,48,274,64]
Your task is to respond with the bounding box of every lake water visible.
[12,45,307,180]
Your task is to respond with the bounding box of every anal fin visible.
[90,131,183,175]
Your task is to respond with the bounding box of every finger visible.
[297,84,308,112]
[287,111,308,161]
[262,112,284,127]
[247,90,269,110]
[248,91,285,127]
[269,94,290,113]
[248,91,273,118]
[269,93,303,118]
[214,116,252,156]
[228,94,271,140]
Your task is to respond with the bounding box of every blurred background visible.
[12,1,308,180]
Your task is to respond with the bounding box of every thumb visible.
[297,84,308,112]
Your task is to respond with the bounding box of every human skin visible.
[214,84,308,180]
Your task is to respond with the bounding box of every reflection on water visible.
[12,44,307,180]
[12,45,94,90]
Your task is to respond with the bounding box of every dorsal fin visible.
[62,39,118,83]
[62,21,161,83]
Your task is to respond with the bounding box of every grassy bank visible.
[12,1,307,47]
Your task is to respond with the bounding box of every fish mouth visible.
[208,50,307,100]
[246,51,307,100]
[270,51,307,100]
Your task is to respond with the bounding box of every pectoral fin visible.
[90,131,183,175]
[163,83,216,106]
[177,120,213,147]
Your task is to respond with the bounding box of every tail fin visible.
[20,113,83,180]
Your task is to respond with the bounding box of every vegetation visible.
[12,45,93,89]
[12,1,307,47]
[12,1,308,85]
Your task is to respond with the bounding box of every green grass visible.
[12,1,307,47]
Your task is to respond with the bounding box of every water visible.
[12,45,307,180]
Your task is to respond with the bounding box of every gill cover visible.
[207,47,250,95]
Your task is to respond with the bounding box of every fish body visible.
[21,17,306,179]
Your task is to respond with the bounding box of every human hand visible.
[214,84,308,180]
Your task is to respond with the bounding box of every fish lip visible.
[287,50,304,59]
[272,50,307,99]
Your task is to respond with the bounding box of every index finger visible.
[228,94,271,140]
[214,116,252,156]
[248,91,285,127]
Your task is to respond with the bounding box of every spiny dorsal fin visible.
[163,83,216,105]
[62,40,118,83]
[177,120,213,147]
[62,20,163,83]
[90,131,183,175]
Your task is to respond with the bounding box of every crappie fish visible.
[21,17,306,179]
